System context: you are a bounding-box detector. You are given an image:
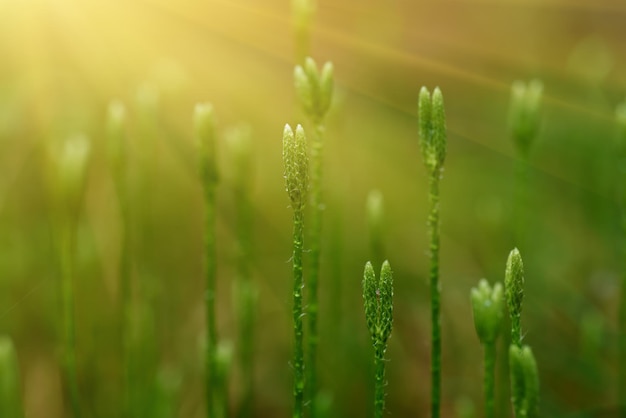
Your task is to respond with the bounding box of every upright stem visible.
[116,175,133,418]
[292,209,305,418]
[373,343,386,418]
[235,176,254,418]
[484,342,496,418]
[428,172,441,418]
[60,223,81,418]
[307,123,323,417]
[204,184,219,418]
[619,161,626,415]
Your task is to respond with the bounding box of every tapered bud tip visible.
[505,247,525,314]
[107,100,126,125]
[284,123,293,138]
[364,261,374,275]
[295,124,305,137]
[381,259,391,275]
[195,102,214,121]
[321,61,334,77]
[432,87,444,107]
[304,56,317,75]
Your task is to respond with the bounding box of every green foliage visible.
[505,248,525,347]
[418,86,447,175]
[509,345,539,418]
[362,261,394,418]
[508,79,543,157]
[294,57,334,124]
[0,336,24,418]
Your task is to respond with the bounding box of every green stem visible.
[374,343,387,418]
[484,342,496,418]
[307,123,323,417]
[204,184,219,418]
[428,172,441,418]
[619,161,626,415]
[115,172,133,418]
[60,224,81,418]
[236,180,255,418]
[292,208,305,418]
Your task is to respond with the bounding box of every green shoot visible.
[106,100,133,418]
[508,79,543,249]
[503,249,539,417]
[418,86,447,418]
[225,125,257,418]
[617,98,626,414]
[470,279,504,418]
[362,261,394,418]
[294,56,333,417]
[509,345,539,418]
[194,103,221,418]
[504,248,524,348]
[283,123,309,418]
[48,134,91,418]
[0,336,24,418]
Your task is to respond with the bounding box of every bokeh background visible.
[1,0,626,416]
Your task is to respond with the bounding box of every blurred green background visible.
[1,0,626,416]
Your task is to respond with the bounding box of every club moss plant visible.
[470,279,504,418]
[503,249,539,417]
[616,98,626,412]
[509,345,539,418]
[106,100,133,417]
[508,79,543,249]
[366,190,385,270]
[194,103,221,418]
[47,134,91,418]
[417,86,447,418]
[283,124,309,418]
[225,125,257,418]
[0,336,24,418]
[362,261,393,418]
[294,56,333,416]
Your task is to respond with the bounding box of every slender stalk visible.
[228,125,256,418]
[363,261,393,418]
[60,221,81,418]
[484,342,496,418]
[307,122,323,417]
[283,124,309,418]
[204,182,218,418]
[195,104,220,418]
[292,208,306,418]
[616,99,626,416]
[374,344,386,418]
[294,58,333,417]
[107,101,133,418]
[428,173,441,418]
